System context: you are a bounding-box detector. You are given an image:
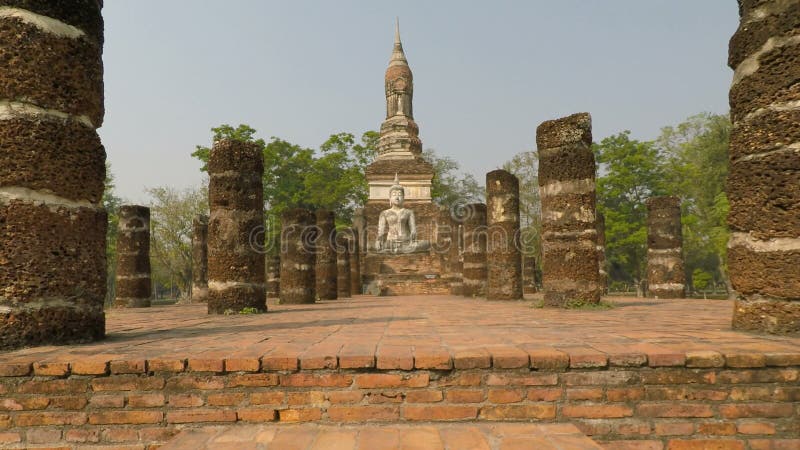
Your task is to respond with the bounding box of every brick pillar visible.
[337,234,352,299]
[449,209,465,296]
[114,206,151,308]
[315,210,338,300]
[486,170,523,300]
[646,196,685,298]
[207,139,266,314]
[266,255,280,300]
[523,256,537,294]
[350,229,361,295]
[0,2,107,349]
[190,214,209,303]
[728,0,800,333]
[537,113,602,307]
[596,212,608,293]
[280,208,316,304]
[462,203,488,297]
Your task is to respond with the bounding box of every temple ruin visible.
[486,170,523,300]
[461,203,488,297]
[315,210,338,300]
[280,208,316,304]
[114,205,152,308]
[190,214,209,303]
[646,196,686,298]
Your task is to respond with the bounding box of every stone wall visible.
[462,204,488,298]
[486,170,523,300]
[537,113,602,307]
[315,210,337,301]
[728,0,800,334]
[280,209,316,304]
[266,255,280,301]
[646,196,685,299]
[114,205,151,308]
[190,214,209,303]
[0,1,107,349]
[207,139,266,314]
[523,256,537,294]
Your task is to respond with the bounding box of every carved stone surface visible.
[0,2,106,350]
[728,0,800,334]
[315,210,337,301]
[189,214,209,303]
[462,203,488,298]
[537,113,601,307]
[280,208,316,304]
[207,139,266,314]
[486,170,523,300]
[114,205,151,308]
[646,196,685,299]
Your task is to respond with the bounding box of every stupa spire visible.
[390,18,408,67]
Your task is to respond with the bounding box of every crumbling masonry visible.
[315,210,338,300]
[486,170,523,300]
[190,214,209,303]
[461,203,488,297]
[114,205,151,308]
[646,196,685,298]
[280,209,316,304]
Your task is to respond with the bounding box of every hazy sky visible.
[99,1,739,204]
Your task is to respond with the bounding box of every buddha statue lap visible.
[375,175,430,254]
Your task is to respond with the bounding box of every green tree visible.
[502,151,541,260]
[103,162,122,304]
[594,131,667,289]
[423,148,483,207]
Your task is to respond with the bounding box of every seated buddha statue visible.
[375,175,430,254]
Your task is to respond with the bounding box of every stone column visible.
[0,2,106,349]
[280,208,316,304]
[596,212,608,293]
[462,203,488,297]
[353,208,367,257]
[207,139,266,314]
[350,229,361,295]
[337,235,352,298]
[728,0,800,334]
[190,214,209,303]
[486,170,523,300]
[537,113,602,307]
[266,255,280,300]
[315,210,338,300]
[646,196,685,298]
[114,206,152,308]
[523,256,537,294]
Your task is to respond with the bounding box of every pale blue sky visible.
[99,1,738,203]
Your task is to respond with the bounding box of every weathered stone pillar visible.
[646,196,685,298]
[315,210,338,300]
[337,234,352,298]
[353,208,367,258]
[266,255,280,300]
[190,214,209,303]
[596,212,608,293]
[486,170,523,300]
[280,209,316,304]
[523,256,537,294]
[207,139,266,314]
[537,113,602,307]
[0,2,107,349]
[114,206,151,308]
[462,203,488,297]
[728,0,800,333]
[350,229,362,295]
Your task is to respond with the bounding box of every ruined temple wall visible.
[190,214,209,303]
[523,256,537,294]
[486,170,523,300]
[280,209,316,304]
[315,210,338,300]
[114,205,151,308]
[537,113,601,306]
[266,255,280,300]
[0,1,107,349]
[646,196,685,299]
[728,0,800,333]
[207,140,266,314]
[462,203,488,297]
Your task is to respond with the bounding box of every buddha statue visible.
[375,175,430,254]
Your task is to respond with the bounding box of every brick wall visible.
[0,353,797,449]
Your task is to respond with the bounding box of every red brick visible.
[91,374,166,391]
[453,348,491,369]
[0,363,31,377]
[719,403,794,418]
[645,386,728,401]
[489,346,530,369]
[567,352,608,369]
[730,387,778,402]
[748,439,800,450]
[486,373,558,386]
[567,387,604,401]
[14,411,87,426]
[187,358,224,372]
[110,360,146,374]
[32,362,70,376]
[327,391,363,404]
[339,344,376,369]
[102,427,139,442]
[355,373,428,389]
[724,353,766,368]
[89,410,163,425]
[666,439,744,450]
[227,373,278,387]
[487,388,525,403]
[262,348,300,371]
[446,389,485,403]
[65,429,100,443]
[206,392,246,406]
[280,373,352,388]
[71,359,109,375]
[167,409,236,423]
[367,391,404,404]
[0,432,21,444]
[147,359,186,372]
[166,375,225,390]
[685,351,725,368]
[26,428,61,444]
[17,378,89,394]
[562,371,637,386]
[526,348,570,371]
[403,405,478,421]
[648,352,686,367]
[375,345,414,370]
[0,414,9,428]
[764,352,800,367]
[655,422,695,436]
[405,390,443,403]
[278,408,323,422]
[561,404,632,418]
[168,394,204,407]
[127,393,165,408]
[439,372,483,387]
[237,408,277,422]
[527,388,562,401]
[90,394,125,408]
[0,397,50,410]
[250,392,284,405]
[327,405,400,422]
[479,404,555,420]
[615,420,652,436]
[414,346,452,369]
[603,440,663,450]
[718,368,798,384]
[737,422,776,435]
[637,403,714,418]
[697,422,736,436]
[139,427,180,443]
[49,395,88,410]
[607,388,644,402]
[608,352,647,367]
[224,358,261,372]
[287,391,325,405]
[641,369,716,385]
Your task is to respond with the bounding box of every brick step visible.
[160,423,602,450]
